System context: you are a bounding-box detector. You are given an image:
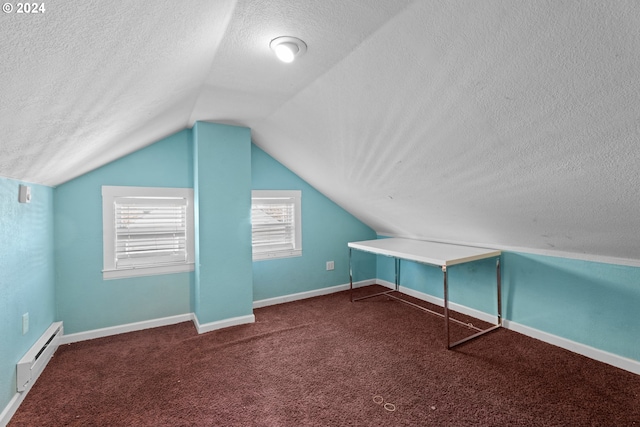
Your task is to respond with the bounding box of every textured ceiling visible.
[1,1,640,263]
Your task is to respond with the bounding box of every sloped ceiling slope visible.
[1,1,639,262]
[0,0,237,184]
[252,1,640,262]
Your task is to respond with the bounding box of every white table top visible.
[348,238,501,267]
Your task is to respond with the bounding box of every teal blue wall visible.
[502,252,639,361]
[0,177,55,412]
[374,236,640,362]
[193,122,253,323]
[54,130,193,334]
[251,145,377,301]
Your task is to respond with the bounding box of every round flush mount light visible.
[270,36,307,63]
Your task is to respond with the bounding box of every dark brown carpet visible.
[9,286,640,426]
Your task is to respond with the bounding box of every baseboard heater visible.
[16,321,63,392]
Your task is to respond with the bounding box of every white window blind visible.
[251,190,302,260]
[114,197,187,268]
[102,186,195,280]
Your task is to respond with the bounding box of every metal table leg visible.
[446,257,502,349]
[443,266,451,348]
[349,247,353,302]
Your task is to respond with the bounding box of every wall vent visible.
[16,321,63,392]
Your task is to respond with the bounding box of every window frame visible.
[251,190,302,261]
[102,185,195,280]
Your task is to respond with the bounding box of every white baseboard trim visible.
[376,279,498,324]
[59,313,194,345]
[1,382,31,427]
[193,314,255,334]
[390,281,499,325]
[1,389,23,427]
[253,279,376,309]
[59,312,259,342]
[503,320,640,375]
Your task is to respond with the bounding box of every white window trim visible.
[102,186,195,280]
[252,190,302,261]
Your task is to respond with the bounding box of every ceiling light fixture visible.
[270,36,307,63]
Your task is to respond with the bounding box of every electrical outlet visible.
[326,261,334,271]
[22,313,29,335]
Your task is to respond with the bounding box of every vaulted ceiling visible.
[2,1,639,262]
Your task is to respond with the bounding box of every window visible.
[251,190,302,261]
[102,186,195,279]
